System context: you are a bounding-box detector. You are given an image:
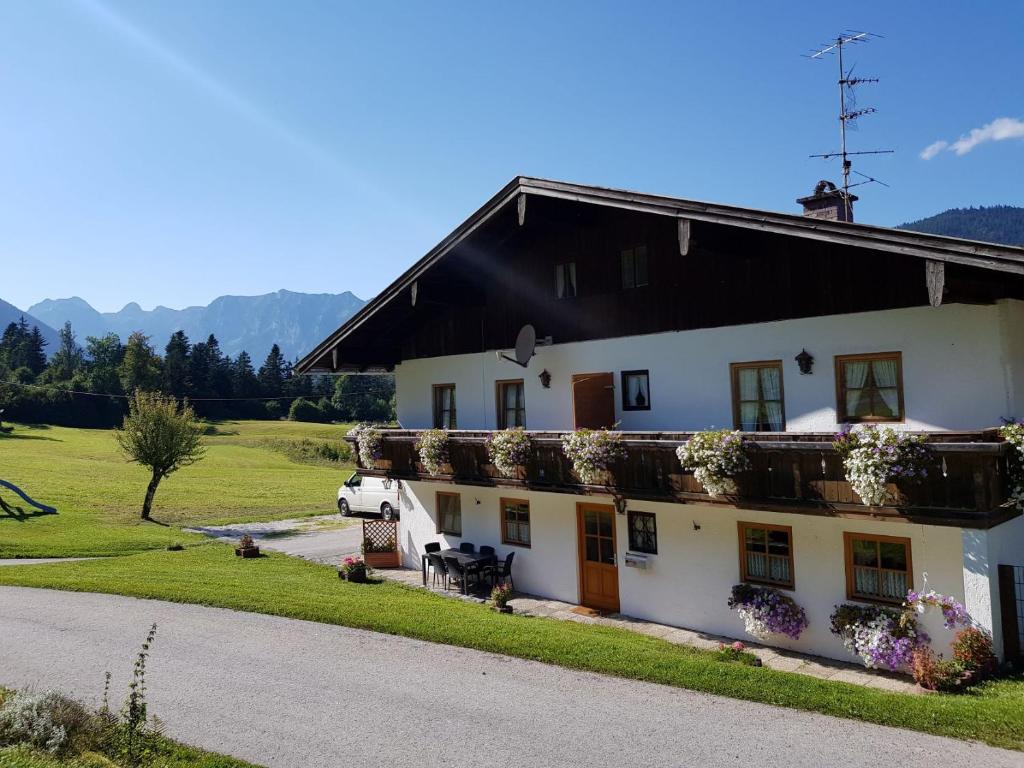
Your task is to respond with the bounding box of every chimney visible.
[796,180,857,223]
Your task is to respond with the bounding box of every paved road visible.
[188,514,364,565]
[0,587,1018,768]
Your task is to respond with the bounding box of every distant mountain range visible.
[897,205,1024,246]
[23,290,365,360]
[0,298,59,350]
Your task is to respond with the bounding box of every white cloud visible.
[920,140,948,160]
[921,117,1024,159]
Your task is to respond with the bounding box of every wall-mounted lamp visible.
[382,477,393,490]
[692,521,701,531]
[795,348,814,375]
[539,369,552,389]
[613,495,628,515]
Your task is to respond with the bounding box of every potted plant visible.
[561,429,626,485]
[491,581,514,613]
[235,534,260,558]
[727,583,808,640]
[362,536,401,568]
[352,425,388,470]
[339,555,369,583]
[415,429,451,475]
[485,428,532,479]
[829,603,927,671]
[1000,420,1024,507]
[833,425,930,507]
[676,430,750,497]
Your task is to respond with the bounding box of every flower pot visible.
[341,568,368,583]
[493,604,513,614]
[363,550,401,569]
[235,546,260,558]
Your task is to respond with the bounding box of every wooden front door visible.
[577,503,620,613]
[571,372,615,429]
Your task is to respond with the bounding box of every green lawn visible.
[0,421,351,557]
[0,741,257,768]
[1,544,1022,751]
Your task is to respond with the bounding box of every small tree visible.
[115,391,205,520]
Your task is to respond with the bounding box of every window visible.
[835,352,904,423]
[436,492,461,536]
[621,370,651,411]
[432,384,457,429]
[501,498,531,547]
[555,262,577,298]
[627,511,657,554]
[844,533,912,604]
[738,522,794,588]
[731,361,785,431]
[620,245,649,289]
[496,380,525,428]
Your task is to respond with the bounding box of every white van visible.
[337,472,400,520]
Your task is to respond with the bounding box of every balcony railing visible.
[348,429,1018,529]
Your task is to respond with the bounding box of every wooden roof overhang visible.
[296,177,1024,374]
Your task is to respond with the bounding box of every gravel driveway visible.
[0,587,1018,768]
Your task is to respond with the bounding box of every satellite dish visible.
[499,324,536,368]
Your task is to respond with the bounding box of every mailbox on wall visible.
[624,553,649,570]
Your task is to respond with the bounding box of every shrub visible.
[676,430,750,496]
[952,627,997,674]
[0,690,101,756]
[491,582,515,608]
[727,584,808,640]
[288,398,326,423]
[561,429,626,484]
[485,428,532,477]
[715,641,760,666]
[239,534,255,549]
[263,400,284,420]
[911,647,965,691]
[415,429,450,475]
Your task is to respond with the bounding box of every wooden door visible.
[577,503,620,613]
[571,372,615,429]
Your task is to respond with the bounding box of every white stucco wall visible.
[395,480,979,663]
[395,301,1023,432]
[966,515,1024,659]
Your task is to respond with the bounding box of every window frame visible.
[499,497,531,548]
[737,521,795,590]
[730,360,786,431]
[627,510,658,555]
[834,352,905,424]
[620,369,651,412]
[495,379,526,429]
[432,383,457,429]
[843,532,914,605]
[620,245,649,290]
[555,261,577,299]
[436,491,462,536]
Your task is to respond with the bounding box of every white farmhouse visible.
[298,177,1024,664]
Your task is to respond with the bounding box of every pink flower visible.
[731,641,745,651]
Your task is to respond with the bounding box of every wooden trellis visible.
[362,519,400,568]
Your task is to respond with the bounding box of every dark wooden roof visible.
[297,176,1024,374]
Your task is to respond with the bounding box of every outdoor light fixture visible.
[613,495,628,515]
[795,348,814,375]
[382,477,393,490]
[539,369,552,388]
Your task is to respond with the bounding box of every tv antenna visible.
[805,31,893,218]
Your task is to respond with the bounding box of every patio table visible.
[421,548,497,594]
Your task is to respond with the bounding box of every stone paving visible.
[379,566,920,694]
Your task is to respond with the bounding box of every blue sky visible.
[2,1,1022,313]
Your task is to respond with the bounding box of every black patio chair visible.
[444,556,470,593]
[459,542,475,553]
[427,552,448,588]
[425,542,442,553]
[479,545,496,559]
[484,551,515,590]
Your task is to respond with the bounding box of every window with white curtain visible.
[555,262,577,299]
[436,492,462,536]
[621,370,651,411]
[739,523,794,588]
[844,533,912,604]
[432,384,457,429]
[836,352,904,423]
[730,361,785,431]
[496,380,525,428]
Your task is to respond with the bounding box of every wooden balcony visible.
[349,429,1019,529]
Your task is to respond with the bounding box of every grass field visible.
[0,421,352,558]
[2,545,1023,751]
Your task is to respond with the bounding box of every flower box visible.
[235,546,260,558]
[340,568,367,583]
[363,550,401,569]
